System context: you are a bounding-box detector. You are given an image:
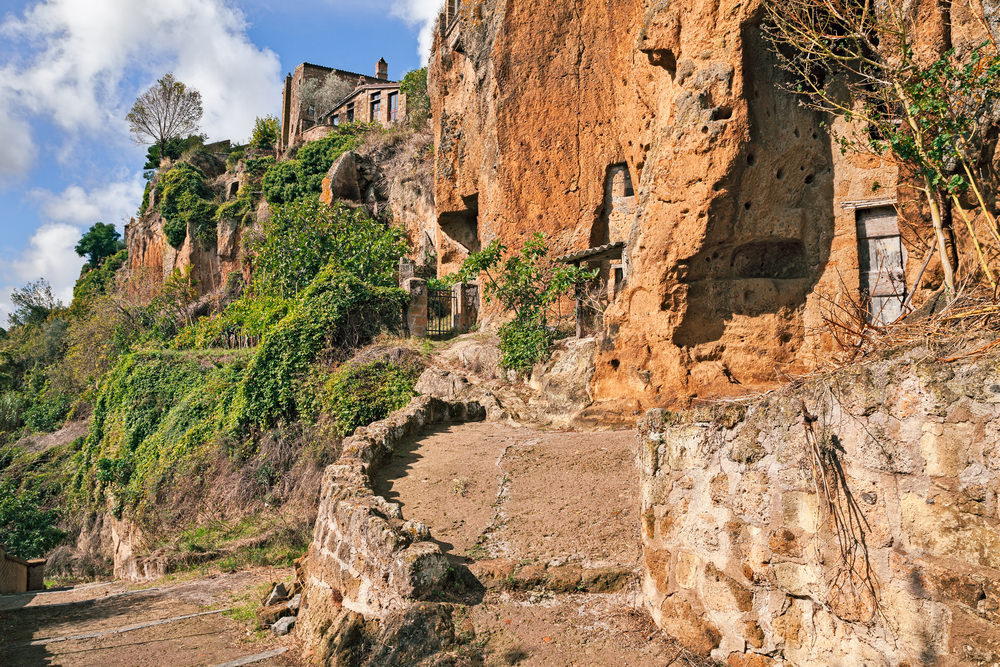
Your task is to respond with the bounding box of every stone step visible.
[471,559,635,593]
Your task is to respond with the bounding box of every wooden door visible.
[856,206,907,325]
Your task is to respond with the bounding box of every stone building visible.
[321,80,407,129]
[279,59,392,151]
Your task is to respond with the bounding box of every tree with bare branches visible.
[763,0,1000,295]
[126,73,204,165]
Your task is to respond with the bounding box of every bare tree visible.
[763,0,1000,294]
[298,73,356,120]
[126,73,204,162]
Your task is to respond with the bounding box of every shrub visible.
[157,163,218,248]
[0,480,65,559]
[323,360,419,435]
[232,268,407,430]
[249,116,280,151]
[249,197,409,297]
[459,233,595,372]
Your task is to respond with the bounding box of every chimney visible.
[376,58,388,81]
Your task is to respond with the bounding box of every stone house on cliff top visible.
[279,58,407,151]
[427,1,961,411]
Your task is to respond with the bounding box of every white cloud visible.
[0,0,283,162]
[32,174,145,228]
[391,0,441,64]
[0,90,37,179]
[0,222,85,324]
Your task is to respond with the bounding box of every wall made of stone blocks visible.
[638,350,1000,664]
[295,395,486,661]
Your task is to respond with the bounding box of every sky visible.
[0,0,440,324]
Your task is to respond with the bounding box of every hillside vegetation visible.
[0,121,427,576]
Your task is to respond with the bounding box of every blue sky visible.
[0,0,438,322]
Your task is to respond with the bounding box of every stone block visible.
[272,615,296,636]
[920,421,974,477]
[780,491,819,534]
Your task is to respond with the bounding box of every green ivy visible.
[248,197,409,298]
[322,360,419,435]
[0,480,65,559]
[231,267,407,431]
[157,163,218,248]
[260,129,363,205]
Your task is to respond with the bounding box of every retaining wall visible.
[638,351,1000,664]
[295,394,485,661]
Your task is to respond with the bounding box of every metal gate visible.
[856,206,907,325]
[427,287,456,337]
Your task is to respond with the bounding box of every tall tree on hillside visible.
[75,222,125,269]
[126,74,204,164]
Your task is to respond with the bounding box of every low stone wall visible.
[0,548,44,594]
[638,351,1000,664]
[296,394,485,661]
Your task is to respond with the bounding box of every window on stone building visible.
[332,114,340,126]
[308,105,315,118]
[388,92,399,122]
[346,102,355,122]
[370,93,381,121]
[856,205,907,325]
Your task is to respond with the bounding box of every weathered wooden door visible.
[856,206,907,325]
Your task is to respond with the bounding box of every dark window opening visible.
[370,93,381,121]
[346,103,355,122]
[388,92,399,122]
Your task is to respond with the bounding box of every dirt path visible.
[0,569,298,667]
[375,422,687,666]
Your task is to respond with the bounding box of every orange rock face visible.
[429,0,981,408]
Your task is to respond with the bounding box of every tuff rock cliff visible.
[429,0,993,410]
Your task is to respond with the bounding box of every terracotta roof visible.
[556,241,626,264]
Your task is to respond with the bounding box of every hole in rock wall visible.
[590,163,636,248]
[647,49,677,78]
[438,193,481,255]
[730,240,808,279]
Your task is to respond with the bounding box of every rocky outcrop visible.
[321,131,438,269]
[637,350,1000,663]
[429,0,989,408]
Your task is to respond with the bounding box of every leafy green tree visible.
[400,68,430,128]
[8,280,60,328]
[250,115,280,151]
[0,480,65,559]
[75,223,125,269]
[459,233,595,371]
[142,135,205,171]
[127,74,203,164]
